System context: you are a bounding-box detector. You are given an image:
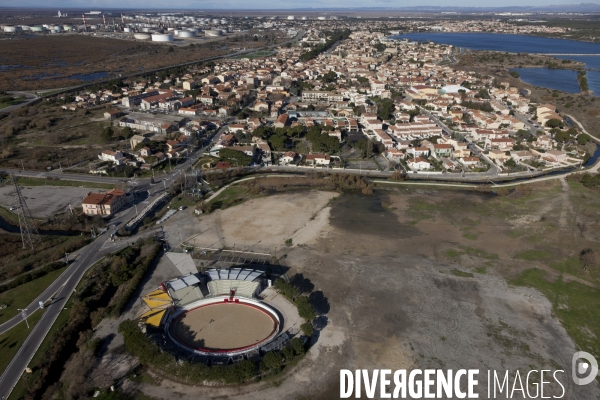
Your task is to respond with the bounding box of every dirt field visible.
[174,190,337,252]
[134,181,600,399]
[0,184,92,218]
[0,35,229,91]
[172,303,276,350]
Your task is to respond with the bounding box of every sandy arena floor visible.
[172,303,276,350]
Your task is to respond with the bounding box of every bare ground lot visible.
[0,35,229,91]
[114,181,600,399]
[0,184,91,218]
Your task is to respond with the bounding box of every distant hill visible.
[275,3,600,13]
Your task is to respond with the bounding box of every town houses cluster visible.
[57,20,587,176]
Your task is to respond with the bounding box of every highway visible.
[0,126,224,400]
[0,92,40,115]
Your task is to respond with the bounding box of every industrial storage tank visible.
[134,32,151,40]
[205,29,222,37]
[177,30,195,38]
[3,26,16,33]
[123,27,131,32]
[141,27,151,32]
[63,25,74,31]
[151,33,173,42]
[186,28,198,33]
[21,25,31,31]
[30,26,44,32]
[89,24,98,30]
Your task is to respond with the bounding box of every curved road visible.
[0,92,39,115]
[0,118,228,400]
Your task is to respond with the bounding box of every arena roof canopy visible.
[168,274,201,291]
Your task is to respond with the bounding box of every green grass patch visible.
[0,206,20,225]
[516,249,553,261]
[461,246,499,260]
[8,297,72,400]
[450,269,474,278]
[462,232,478,240]
[209,186,249,210]
[0,311,44,375]
[507,229,525,239]
[0,266,67,325]
[230,50,274,60]
[511,268,600,357]
[474,266,487,274]
[168,196,198,210]
[445,249,461,258]
[14,177,114,190]
[406,198,437,221]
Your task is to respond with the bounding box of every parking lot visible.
[0,184,95,218]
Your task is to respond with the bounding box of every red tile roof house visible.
[274,113,289,128]
[459,156,481,167]
[82,189,127,216]
[279,151,297,165]
[306,154,331,166]
[408,157,431,171]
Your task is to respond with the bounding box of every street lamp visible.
[18,308,29,329]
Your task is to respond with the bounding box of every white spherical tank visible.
[151,33,174,42]
[177,30,195,38]
[134,33,151,40]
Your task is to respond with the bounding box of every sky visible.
[3,0,600,10]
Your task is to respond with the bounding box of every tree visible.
[301,321,314,337]
[100,126,114,143]
[579,248,598,271]
[296,296,316,321]
[545,119,563,129]
[554,130,572,143]
[261,351,282,373]
[290,337,305,355]
[577,134,590,145]
[122,126,134,138]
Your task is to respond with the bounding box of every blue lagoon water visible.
[510,68,580,93]
[394,33,600,95]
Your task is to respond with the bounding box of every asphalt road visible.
[0,220,131,399]
[0,92,39,115]
[0,129,225,399]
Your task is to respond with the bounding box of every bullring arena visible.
[137,267,299,364]
[172,301,279,353]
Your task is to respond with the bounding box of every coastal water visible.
[394,32,600,95]
[510,68,580,93]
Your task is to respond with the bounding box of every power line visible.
[10,174,41,250]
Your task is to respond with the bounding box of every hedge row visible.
[119,319,305,384]
[106,242,161,316]
[0,260,65,295]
